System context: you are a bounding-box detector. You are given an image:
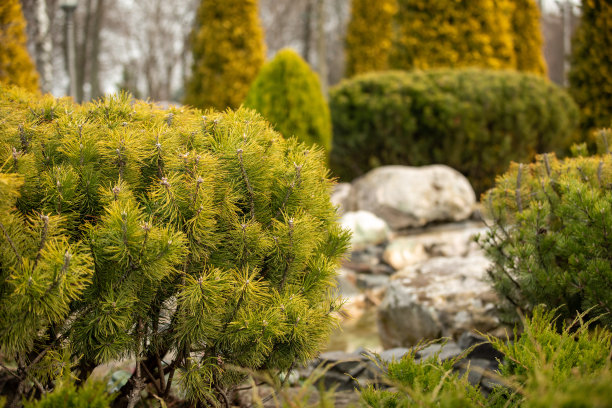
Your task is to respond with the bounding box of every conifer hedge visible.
[345,0,396,77]
[329,69,579,193]
[0,0,39,92]
[244,49,332,156]
[480,145,612,327]
[184,0,265,111]
[569,0,612,131]
[390,0,516,71]
[0,85,349,407]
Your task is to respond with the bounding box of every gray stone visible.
[340,211,391,250]
[416,341,463,362]
[356,274,390,290]
[331,182,354,215]
[352,165,476,230]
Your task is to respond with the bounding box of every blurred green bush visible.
[244,49,332,156]
[330,69,579,194]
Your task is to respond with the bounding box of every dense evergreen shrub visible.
[345,0,397,77]
[360,307,612,407]
[569,0,612,131]
[0,0,39,92]
[330,69,579,193]
[184,0,265,110]
[244,49,332,155]
[480,147,612,327]
[510,0,547,76]
[0,85,349,407]
[390,0,515,71]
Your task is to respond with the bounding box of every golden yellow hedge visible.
[390,0,516,70]
[184,0,265,110]
[345,0,397,76]
[0,0,39,92]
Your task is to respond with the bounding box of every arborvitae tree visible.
[510,0,547,76]
[0,85,349,407]
[390,0,516,70]
[569,0,612,131]
[0,0,39,92]
[345,0,397,77]
[184,0,265,111]
[244,49,332,156]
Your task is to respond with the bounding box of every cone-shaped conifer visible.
[184,0,265,111]
[569,0,612,130]
[510,0,547,75]
[0,85,349,407]
[345,0,397,76]
[390,0,516,70]
[244,49,332,156]
[0,0,39,92]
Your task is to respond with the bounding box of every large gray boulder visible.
[377,255,499,349]
[351,165,476,230]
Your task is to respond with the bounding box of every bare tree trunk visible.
[315,0,328,96]
[302,0,313,64]
[76,0,93,102]
[34,0,53,93]
[89,0,105,99]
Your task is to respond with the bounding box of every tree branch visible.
[237,149,255,219]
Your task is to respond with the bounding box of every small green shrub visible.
[23,380,113,408]
[330,69,579,194]
[480,145,612,327]
[360,307,612,408]
[244,49,332,156]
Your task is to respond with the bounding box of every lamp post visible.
[61,0,78,99]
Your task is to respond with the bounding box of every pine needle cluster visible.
[0,85,350,407]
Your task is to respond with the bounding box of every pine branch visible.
[0,362,20,380]
[0,219,22,264]
[33,214,50,268]
[516,163,523,213]
[279,218,294,292]
[270,164,302,225]
[237,149,255,219]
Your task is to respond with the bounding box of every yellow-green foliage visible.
[345,0,397,76]
[0,84,349,406]
[184,0,265,111]
[511,0,547,76]
[0,0,39,92]
[569,0,612,130]
[390,0,516,70]
[244,49,332,155]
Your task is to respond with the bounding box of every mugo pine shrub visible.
[0,85,350,407]
[244,49,332,156]
[330,69,579,193]
[0,0,39,92]
[480,142,612,327]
